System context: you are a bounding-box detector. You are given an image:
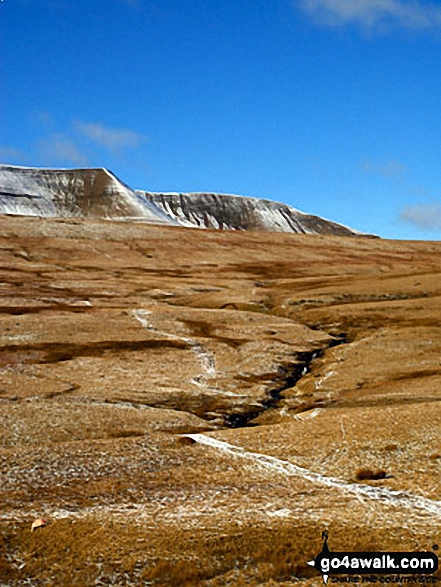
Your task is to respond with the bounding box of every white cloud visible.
[297,0,441,31]
[37,133,89,166]
[75,121,145,151]
[362,159,407,177]
[400,202,441,230]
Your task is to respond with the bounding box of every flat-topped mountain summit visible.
[0,165,172,224]
[0,164,366,236]
[141,191,363,235]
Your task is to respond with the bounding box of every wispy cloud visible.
[400,202,441,230]
[2,116,146,168]
[0,146,26,163]
[297,0,441,32]
[36,111,55,127]
[74,121,146,151]
[409,185,430,198]
[37,133,89,166]
[362,159,407,177]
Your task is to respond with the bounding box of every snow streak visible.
[186,434,441,518]
[132,308,216,377]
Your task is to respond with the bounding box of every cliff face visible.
[0,164,366,236]
[141,191,362,236]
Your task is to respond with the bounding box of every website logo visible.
[307,532,439,585]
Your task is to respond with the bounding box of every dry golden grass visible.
[3,515,438,586]
[1,216,441,585]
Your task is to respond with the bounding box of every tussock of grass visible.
[355,468,387,481]
[177,436,197,446]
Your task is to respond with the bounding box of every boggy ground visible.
[0,216,440,586]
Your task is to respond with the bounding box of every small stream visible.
[224,333,349,428]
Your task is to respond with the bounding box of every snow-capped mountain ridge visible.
[140,191,363,236]
[0,164,367,236]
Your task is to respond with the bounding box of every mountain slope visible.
[0,214,440,586]
[0,164,366,235]
[140,191,363,236]
[0,165,173,224]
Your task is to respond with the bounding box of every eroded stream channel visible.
[224,332,349,429]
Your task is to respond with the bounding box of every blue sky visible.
[2,0,441,239]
